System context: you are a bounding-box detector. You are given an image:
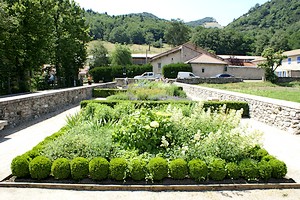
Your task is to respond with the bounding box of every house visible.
[150,42,264,79]
[278,49,300,77]
[252,49,300,78]
[132,54,157,65]
[150,42,228,76]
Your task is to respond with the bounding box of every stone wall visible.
[0,82,116,129]
[175,82,300,135]
[176,77,243,84]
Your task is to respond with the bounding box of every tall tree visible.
[164,19,191,46]
[90,42,109,68]
[258,47,287,83]
[111,44,132,66]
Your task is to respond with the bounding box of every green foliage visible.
[29,156,52,180]
[208,158,227,181]
[258,48,287,83]
[168,158,188,180]
[41,122,112,161]
[51,158,71,180]
[164,19,191,46]
[239,159,259,181]
[11,155,31,178]
[90,42,110,68]
[248,145,269,161]
[262,155,277,162]
[225,162,240,180]
[162,63,192,79]
[109,158,128,181]
[70,157,89,180]
[89,67,113,83]
[258,160,272,180]
[129,158,147,181]
[89,157,109,180]
[147,157,168,181]
[111,44,132,66]
[269,159,287,179]
[188,159,208,181]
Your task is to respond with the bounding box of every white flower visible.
[150,121,159,128]
[160,136,169,148]
[144,125,151,130]
[194,130,201,141]
[181,146,189,155]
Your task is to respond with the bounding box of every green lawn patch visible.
[199,81,300,103]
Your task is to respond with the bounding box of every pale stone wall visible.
[192,64,225,77]
[0,82,116,129]
[227,66,264,80]
[175,82,300,135]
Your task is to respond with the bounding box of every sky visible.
[74,0,270,26]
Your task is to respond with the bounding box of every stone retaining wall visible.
[0,82,116,129]
[175,82,300,135]
[176,77,243,84]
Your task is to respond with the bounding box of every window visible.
[158,63,161,69]
[224,66,228,72]
[202,68,205,73]
[288,58,292,64]
[171,58,174,63]
[297,57,300,64]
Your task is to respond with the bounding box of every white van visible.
[177,72,199,79]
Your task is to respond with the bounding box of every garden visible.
[10,81,287,184]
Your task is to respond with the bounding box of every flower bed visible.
[10,101,287,183]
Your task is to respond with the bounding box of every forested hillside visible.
[226,0,300,53]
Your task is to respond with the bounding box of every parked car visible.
[134,72,161,79]
[177,71,199,79]
[214,73,234,78]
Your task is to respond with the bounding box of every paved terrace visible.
[0,100,300,199]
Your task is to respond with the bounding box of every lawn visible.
[87,40,172,54]
[199,81,300,103]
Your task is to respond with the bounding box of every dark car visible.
[215,73,234,78]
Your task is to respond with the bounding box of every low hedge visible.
[80,100,250,118]
[93,89,127,98]
[11,156,288,182]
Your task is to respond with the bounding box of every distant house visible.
[132,54,157,65]
[252,49,300,78]
[150,42,227,76]
[278,49,300,77]
[150,42,264,79]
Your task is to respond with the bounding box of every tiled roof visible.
[187,54,228,65]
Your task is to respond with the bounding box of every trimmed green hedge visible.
[162,63,192,79]
[93,89,127,98]
[80,100,250,118]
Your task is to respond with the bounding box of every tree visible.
[90,42,109,68]
[111,44,132,66]
[164,19,191,46]
[258,48,287,83]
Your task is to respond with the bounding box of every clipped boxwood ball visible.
[130,158,147,181]
[225,162,240,180]
[109,158,128,181]
[169,158,188,180]
[258,160,272,180]
[208,158,226,181]
[188,159,208,181]
[11,155,31,178]
[269,159,287,179]
[89,157,109,181]
[29,156,52,180]
[70,157,89,180]
[262,155,277,162]
[147,157,168,181]
[239,159,259,181]
[51,158,71,180]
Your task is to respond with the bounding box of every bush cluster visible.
[93,89,127,98]
[89,64,152,83]
[162,63,192,78]
[11,155,288,182]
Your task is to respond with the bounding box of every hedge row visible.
[162,63,192,79]
[11,155,287,182]
[89,64,152,83]
[80,100,250,118]
[93,88,127,98]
